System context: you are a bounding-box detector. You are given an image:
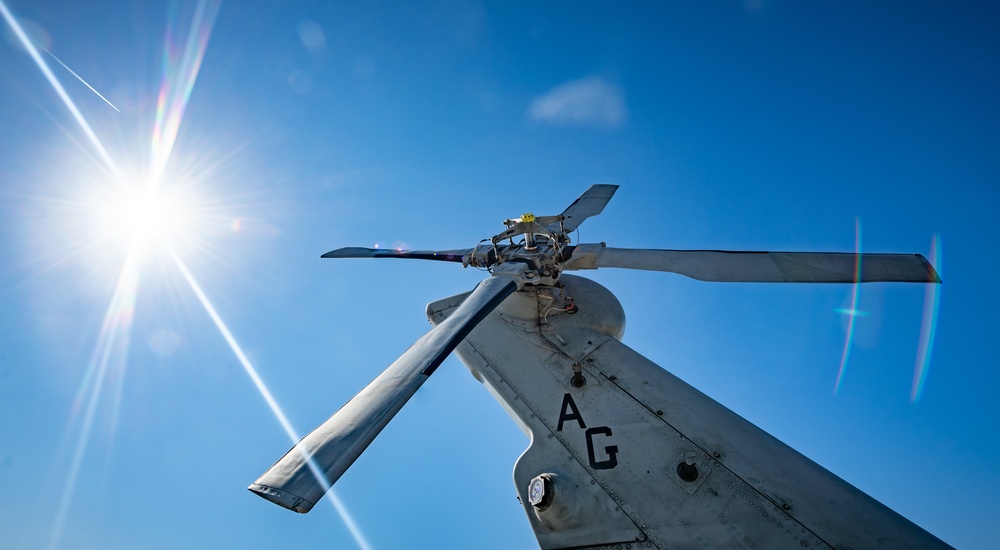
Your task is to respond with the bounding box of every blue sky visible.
[1,1,997,548]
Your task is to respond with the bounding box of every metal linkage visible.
[461,212,572,286]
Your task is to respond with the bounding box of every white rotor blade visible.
[563,244,940,283]
[249,275,518,513]
[551,184,619,233]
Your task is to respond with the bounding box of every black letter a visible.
[557,393,586,432]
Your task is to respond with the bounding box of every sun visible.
[92,183,199,251]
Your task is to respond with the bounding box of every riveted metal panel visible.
[428,275,949,550]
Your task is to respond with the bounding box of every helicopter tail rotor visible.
[319,184,620,269]
[250,183,941,515]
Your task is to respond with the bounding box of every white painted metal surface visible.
[429,275,949,549]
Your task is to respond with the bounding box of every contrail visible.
[34,39,120,112]
[0,0,120,179]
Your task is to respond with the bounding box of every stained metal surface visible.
[428,275,950,549]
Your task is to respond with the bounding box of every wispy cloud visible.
[528,76,628,129]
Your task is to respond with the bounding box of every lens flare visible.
[834,218,863,394]
[149,0,221,190]
[911,234,942,402]
[7,1,374,547]
[170,251,373,550]
[49,240,142,550]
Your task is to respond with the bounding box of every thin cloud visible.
[528,76,628,128]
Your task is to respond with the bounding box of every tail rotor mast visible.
[463,183,622,287]
[465,212,574,287]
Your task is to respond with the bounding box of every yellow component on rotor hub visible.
[521,213,535,222]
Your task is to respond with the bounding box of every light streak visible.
[911,234,942,402]
[834,218,863,394]
[149,0,221,190]
[2,5,128,545]
[170,251,373,550]
[49,241,142,550]
[0,0,121,181]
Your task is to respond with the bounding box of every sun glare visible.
[91,184,199,254]
[3,1,375,547]
[106,189,190,238]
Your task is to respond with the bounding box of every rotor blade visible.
[551,184,619,234]
[563,244,941,283]
[322,246,471,263]
[249,275,518,513]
